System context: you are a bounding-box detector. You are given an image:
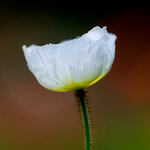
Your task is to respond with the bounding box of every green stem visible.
[75,89,91,150]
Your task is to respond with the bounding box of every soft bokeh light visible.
[0,2,150,150]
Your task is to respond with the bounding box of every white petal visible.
[22,26,116,92]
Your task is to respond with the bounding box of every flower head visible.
[22,26,116,92]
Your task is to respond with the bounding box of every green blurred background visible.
[0,1,150,150]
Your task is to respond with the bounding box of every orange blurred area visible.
[105,9,150,104]
[0,5,150,150]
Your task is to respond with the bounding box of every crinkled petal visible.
[22,26,116,92]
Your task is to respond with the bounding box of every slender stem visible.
[75,89,91,150]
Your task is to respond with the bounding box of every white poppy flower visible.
[22,26,116,92]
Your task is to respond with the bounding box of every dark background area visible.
[1,1,149,18]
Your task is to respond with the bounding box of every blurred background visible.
[0,1,150,150]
